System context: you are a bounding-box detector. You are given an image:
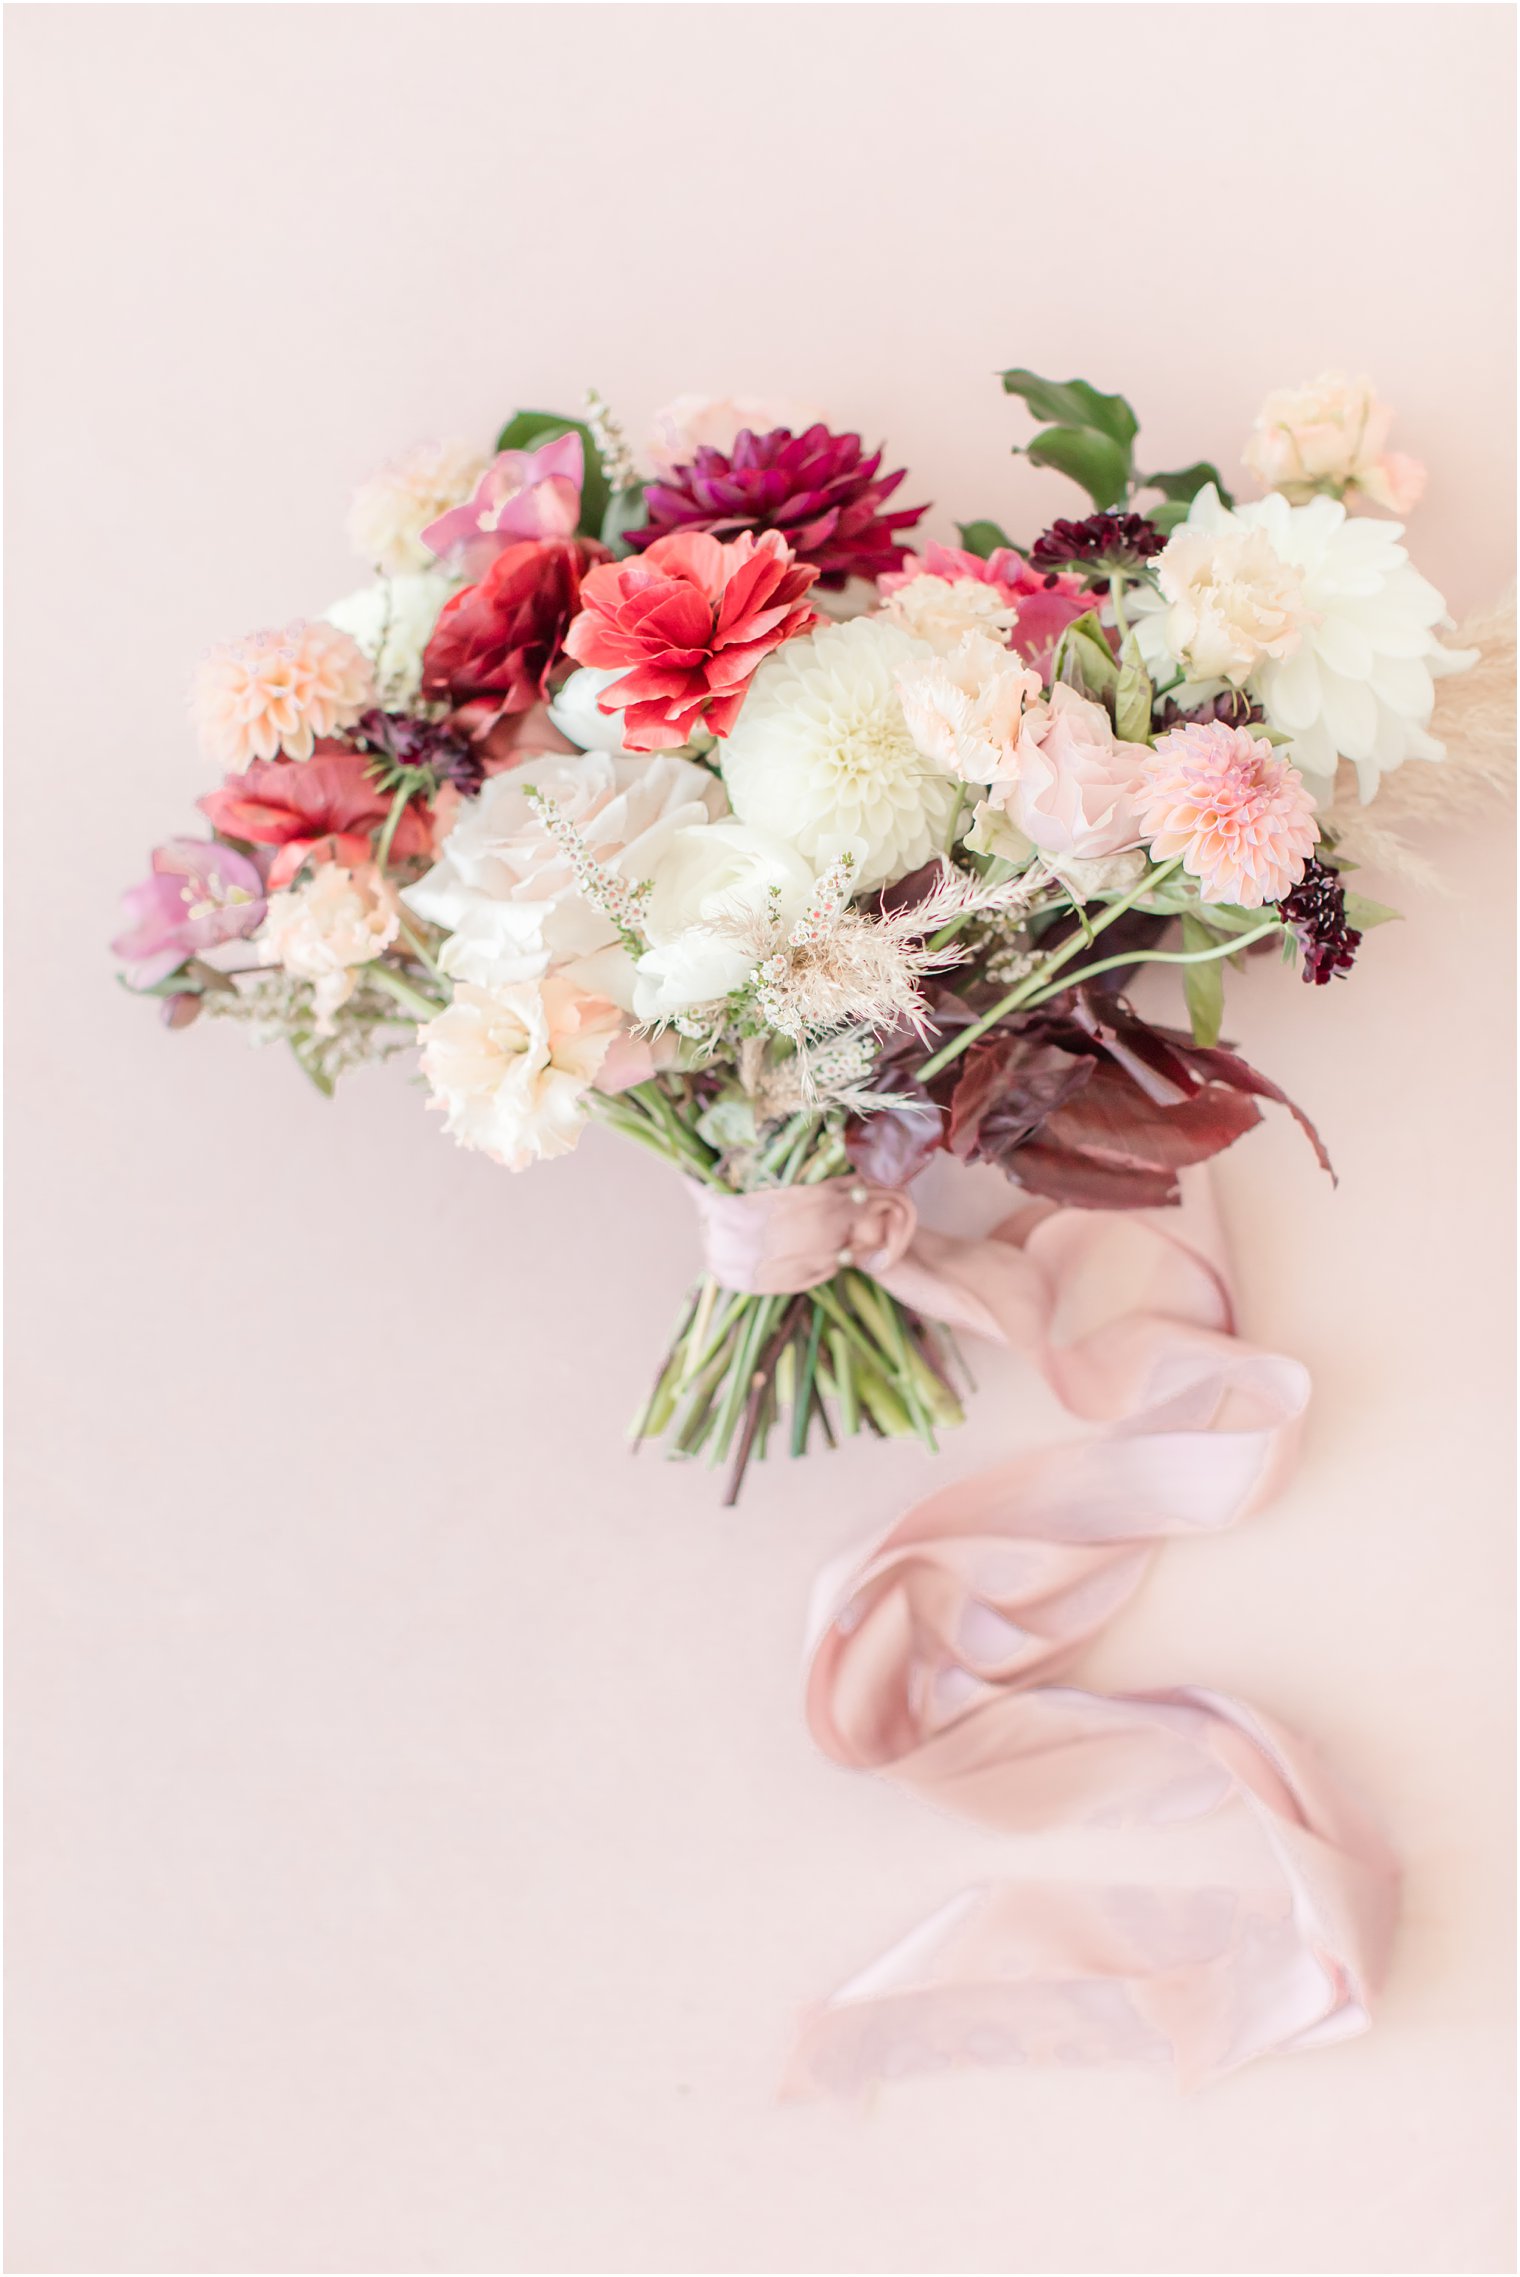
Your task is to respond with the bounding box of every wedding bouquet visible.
[116,369,1511,1502]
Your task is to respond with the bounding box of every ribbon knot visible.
[686,1173,1400,2098]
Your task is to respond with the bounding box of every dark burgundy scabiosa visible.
[1276,857,1363,986]
[626,424,925,588]
[1153,689,1266,733]
[1028,512,1167,584]
[354,708,487,797]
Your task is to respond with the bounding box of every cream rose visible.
[418,975,623,1170]
[646,393,823,477]
[1243,372,1426,516]
[402,749,726,991]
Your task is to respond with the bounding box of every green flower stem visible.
[375,779,417,876]
[1017,919,1284,1008]
[708,1293,782,1467]
[793,1303,825,1457]
[365,963,447,1022]
[827,1329,860,1437]
[914,854,1185,1083]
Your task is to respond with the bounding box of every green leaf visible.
[1000,368,1139,449]
[1148,499,1193,536]
[1180,915,1225,1047]
[492,409,610,541]
[1055,610,1119,702]
[1114,640,1154,743]
[600,483,647,558]
[1143,461,1233,511]
[1023,424,1133,510]
[955,518,1015,560]
[1342,892,1402,930]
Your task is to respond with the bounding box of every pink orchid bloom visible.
[112,839,267,988]
[422,432,584,579]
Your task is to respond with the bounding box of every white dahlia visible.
[717,616,955,890]
[1135,486,1477,803]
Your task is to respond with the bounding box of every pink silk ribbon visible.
[689,1172,1401,2096]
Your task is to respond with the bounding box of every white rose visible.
[402,749,726,989]
[547,666,644,755]
[418,975,623,1171]
[324,570,457,706]
[631,820,815,1020]
[258,862,399,1030]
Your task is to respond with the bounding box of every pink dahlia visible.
[1137,721,1319,909]
[112,839,267,987]
[627,424,923,588]
[881,542,1088,679]
[191,621,374,769]
[564,529,817,752]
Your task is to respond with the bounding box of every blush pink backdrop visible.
[6,6,1516,2272]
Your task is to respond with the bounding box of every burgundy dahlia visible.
[1029,512,1167,580]
[627,424,925,588]
[1276,857,1362,986]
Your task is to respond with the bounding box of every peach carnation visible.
[347,439,490,575]
[191,620,374,768]
[1137,721,1319,909]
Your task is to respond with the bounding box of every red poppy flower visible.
[197,744,430,889]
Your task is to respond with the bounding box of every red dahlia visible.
[421,536,607,729]
[627,424,925,588]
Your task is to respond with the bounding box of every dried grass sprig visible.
[1327,590,1516,887]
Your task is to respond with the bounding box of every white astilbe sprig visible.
[523,787,651,948]
[583,387,640,495]
[738,1029,884,1122]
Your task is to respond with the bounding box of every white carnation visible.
[324,570,456,707]
[897,631,1041,792]
[881,574,1017,651]
[718,616,956,892]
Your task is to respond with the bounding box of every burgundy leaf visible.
[844,1093,945,1187]
[947,1036,1094,1163]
